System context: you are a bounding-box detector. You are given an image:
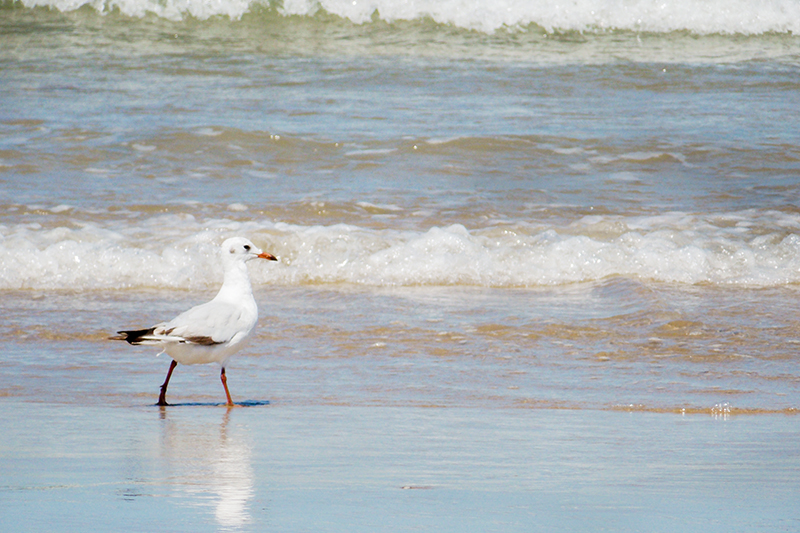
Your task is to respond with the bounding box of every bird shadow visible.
[155,400,270,408]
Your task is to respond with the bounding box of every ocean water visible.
[1,1,800,530]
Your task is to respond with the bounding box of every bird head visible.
[221,237,278,263]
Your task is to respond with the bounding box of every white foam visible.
[131,143,157,152]
[357,202,403,212]
[16,0,800,34]
[195,127,224,137]
[2,210,800,290]
[302,0,800,34]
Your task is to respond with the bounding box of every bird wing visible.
[157,300,253,345]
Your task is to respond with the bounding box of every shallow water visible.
[3,283,799,412]
[2,401,799,533]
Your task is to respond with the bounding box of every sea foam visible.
[2,210,800,290]
[16,0,800,34]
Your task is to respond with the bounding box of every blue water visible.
[3,23,800,287]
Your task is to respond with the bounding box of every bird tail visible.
[110,327,158,345]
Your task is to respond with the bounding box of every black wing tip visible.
[112,327,156,344]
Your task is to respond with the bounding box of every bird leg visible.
[157,359,178,406]
[220,367,234,407]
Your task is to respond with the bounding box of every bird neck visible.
[215,261,253,302]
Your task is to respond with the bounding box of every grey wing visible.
[160,301,252,345]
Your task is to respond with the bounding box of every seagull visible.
[113,237,277,407]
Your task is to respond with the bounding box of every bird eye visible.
[244,245,251,251]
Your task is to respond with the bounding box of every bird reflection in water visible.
[158,407,255,529]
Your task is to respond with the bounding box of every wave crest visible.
[13,0,800,34]
[3,211,800,290]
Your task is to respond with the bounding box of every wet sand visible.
[2,401,799,532]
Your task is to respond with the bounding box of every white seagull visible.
[114,237,277,406]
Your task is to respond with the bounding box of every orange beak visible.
[258,252,278,261]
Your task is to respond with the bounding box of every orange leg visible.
[220,367,234,407]
[157,359,178,406]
